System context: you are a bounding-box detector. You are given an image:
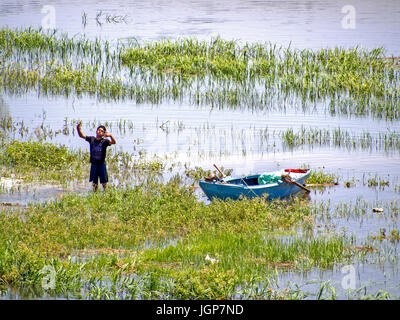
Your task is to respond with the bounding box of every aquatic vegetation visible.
[371,229,400,242]
[281,127,400,153]
[0,140,88,182]
[367,177,389,188]
[120,38,400,118]
[1,28,399,119]
[305,170,338,185]
[120,38,250,80]
[1,140,78,170]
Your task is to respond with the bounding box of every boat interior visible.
[226,176,260,186]
[223,169,309,186]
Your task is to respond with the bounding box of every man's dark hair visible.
[97,125,106,132]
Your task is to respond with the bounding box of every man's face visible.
[96,127,105,139]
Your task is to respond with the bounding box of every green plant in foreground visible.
[0,174,362,299]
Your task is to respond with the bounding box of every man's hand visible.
[77,121,86,139]
[105,132,116,145]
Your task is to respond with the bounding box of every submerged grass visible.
[281,127,400,153]
[120,37,400,118]
[1,27,399,119]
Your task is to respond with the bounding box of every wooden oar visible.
[213,164,226,178]
[281,173,311,193]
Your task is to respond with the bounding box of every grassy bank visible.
[0,180,357,299]
[0,138,367,299]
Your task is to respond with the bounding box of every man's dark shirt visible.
[85,136,111,165]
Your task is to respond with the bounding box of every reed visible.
[1,27,399,119]
[120,39,400,118]
[281,127,400,153]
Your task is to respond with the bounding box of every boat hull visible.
[199,170,311,201]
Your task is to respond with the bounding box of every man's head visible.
[96,125,106,139]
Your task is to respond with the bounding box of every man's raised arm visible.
[105,132,116,145]
[76,121,86,139]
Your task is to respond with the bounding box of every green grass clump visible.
[0,140,87,182]
[1,140,78,169]
[305,170,338,185]
[120,38,248,80]
[0,137,169,185]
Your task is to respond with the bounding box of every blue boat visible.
[199,169,311,201]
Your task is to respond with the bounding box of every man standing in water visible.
[76,122,116,192]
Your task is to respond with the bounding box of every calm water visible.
[1,0,400,54]
[1,0,400,299]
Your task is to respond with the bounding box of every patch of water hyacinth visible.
[1,28,399,119]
